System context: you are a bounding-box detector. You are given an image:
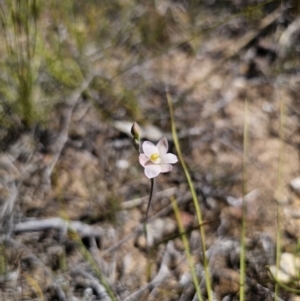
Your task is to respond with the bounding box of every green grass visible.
[168,92,213,301]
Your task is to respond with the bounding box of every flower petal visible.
[160,164,172,173]
[144,165,161,179]
[156,137,168,155]
[160,153,178,164]
[139,154,150,167]
[142,141,158,159]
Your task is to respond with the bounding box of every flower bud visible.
[131,122,141,141]
[131,122,141,152]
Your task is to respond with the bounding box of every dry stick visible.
[40,74,94,192]
[1,182,19,238]
[71,268,112,301]
[14,217,103,239]
[13,217,114,283]
[121,187,177,210]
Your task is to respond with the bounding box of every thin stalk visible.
[275,100,285,300]
[145,178,154,222]
[143,178,154,252]
[240,99,249,301]
[167,92,212,301]
[31,0,38,59]
[0,2,13,56]
[171,196,203,301]
[25,0,31,61]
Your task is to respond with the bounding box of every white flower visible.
[139,137,178,179]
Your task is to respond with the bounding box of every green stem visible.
[240,99,249,301]
[167,92,212,301]
[171,196,203,301]
[275,100,285,300]
[143,178,154,253]
[146,178,154,222]
[266,266,300,294]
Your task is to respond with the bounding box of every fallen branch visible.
[71,268,112,301]
[14,217,103,239]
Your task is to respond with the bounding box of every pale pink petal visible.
[139,154,150,167]
[160,153,178,164]
[156,137,168,155]
[144,165,161,179]
[160,164,172,173]
[142,141,158,158]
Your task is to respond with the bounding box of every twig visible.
[121,187,177,210]
[14,217,103,239]
[1,182,19,237]
[71,268,112,301]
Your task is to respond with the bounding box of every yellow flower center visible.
[150,153,160,163]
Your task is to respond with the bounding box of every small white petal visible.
[156,137,168,155]
[142,141,158,159]
[144,165,161,179]
[139,154,150,167]
[160,164,172,173]
[160,153,178,164]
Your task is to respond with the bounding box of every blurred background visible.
[0,0,300,300]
